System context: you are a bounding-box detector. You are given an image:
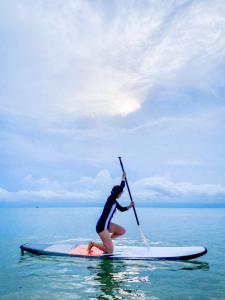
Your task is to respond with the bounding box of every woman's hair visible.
[111,185,122,195]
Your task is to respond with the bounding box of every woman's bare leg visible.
[108,222,126,239]
[87,241,107,252]
[87,230,113,253]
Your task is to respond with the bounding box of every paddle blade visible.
[139,226,149,246]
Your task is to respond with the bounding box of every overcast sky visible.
[1,0,225,207]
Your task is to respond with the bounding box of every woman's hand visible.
[127,201,134,210]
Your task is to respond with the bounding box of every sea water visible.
[0,207,224,299]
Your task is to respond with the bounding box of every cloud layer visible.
[0,1,225,207]
[1,170,224,206]
[1,0,225,119]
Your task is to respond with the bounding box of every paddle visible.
[118,156,149,245]
[118,156,140,226]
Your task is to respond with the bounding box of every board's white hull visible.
[109,246,207,260]
[20,243,207,261]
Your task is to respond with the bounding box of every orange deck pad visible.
[69,245,104,256]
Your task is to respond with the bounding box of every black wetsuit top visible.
[96,180,128,233]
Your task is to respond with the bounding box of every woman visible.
[87,171,133,254]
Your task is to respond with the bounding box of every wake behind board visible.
[20,243,207,261]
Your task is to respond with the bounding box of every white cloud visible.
[1,171,225,205]
[0,187,9,198]
[0,169,115,203]
[23,174,62,191]
[133,176,225,202]
[1,0,225,119]
[77,169,114,190]
[129,106,225,133]
[1,1,225,205]
[23,169,115,192]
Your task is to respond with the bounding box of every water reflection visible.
[176,260,209,271]
[19,252,209,273]
[87,258,209,299]
[124,259,210,272]
[88,259,147,299]
[94,260,121,298]
[19,253,209,299]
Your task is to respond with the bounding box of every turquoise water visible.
[0,208,224,299]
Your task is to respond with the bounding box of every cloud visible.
[133,176,225,202]
[0,170,114,203]
[23,169,114,192]
[23,174,62,191]
[0,1,225,205]
[0,187,9,198]
[129,106,225,133]
[1,0,225,119]
[1,171,225,205]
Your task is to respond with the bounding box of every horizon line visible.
[1,203,225,208]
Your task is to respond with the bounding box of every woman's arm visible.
[115,200,128,212]
[119,171,126,189]
[116,200,134,212]
[122,171,126,181]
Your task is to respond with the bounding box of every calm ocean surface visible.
[0,207,224,299]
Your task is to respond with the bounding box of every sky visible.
[0,0,225,207]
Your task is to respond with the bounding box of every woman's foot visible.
[87,241,94,252]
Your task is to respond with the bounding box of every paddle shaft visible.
[118,157,140,226]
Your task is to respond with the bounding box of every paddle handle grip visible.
[118,157,140,226]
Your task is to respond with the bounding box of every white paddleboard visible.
[20,243,207,260]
